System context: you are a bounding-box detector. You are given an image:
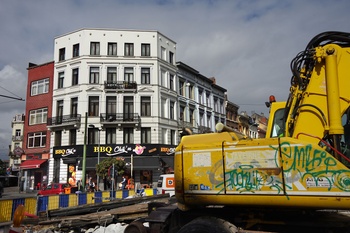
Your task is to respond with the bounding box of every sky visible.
[0,0,349,160]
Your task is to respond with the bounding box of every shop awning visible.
[20,159,46,169]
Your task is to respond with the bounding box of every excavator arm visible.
[269,32,350,163]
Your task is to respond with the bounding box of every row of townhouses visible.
[7,29,267,191]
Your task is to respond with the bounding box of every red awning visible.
[20,159,46,170]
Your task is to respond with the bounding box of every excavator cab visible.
[265,101,286,138]
[340,107,350,165]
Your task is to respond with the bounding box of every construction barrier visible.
[0,188,156,223]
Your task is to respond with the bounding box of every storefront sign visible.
[53,144,176,158]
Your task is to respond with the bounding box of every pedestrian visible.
[76,179,82,192]
[120,176,127,189]
[88,177,95,192]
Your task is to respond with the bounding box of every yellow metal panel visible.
[24,197,37,217]
[145,188,153,196]
[0,200,13,222]
[68,194,77,207]
[129,190,135,196]
[47,196,59,210]
[115,190,122,199]
[102,191,110,202]
[86,193,94,204]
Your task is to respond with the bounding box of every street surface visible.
[1,186,38,199]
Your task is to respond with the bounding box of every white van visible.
[157,174,175,197]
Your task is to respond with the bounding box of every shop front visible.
[53,144,175,191]
[19,154,49,192]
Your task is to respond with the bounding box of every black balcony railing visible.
[47,114,81,126]
[104,81,137,90]
[100,113,140,124]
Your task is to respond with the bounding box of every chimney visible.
[209,77,216,84]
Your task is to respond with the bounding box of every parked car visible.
[38,183,70,195]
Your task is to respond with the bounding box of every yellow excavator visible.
[125,31,350,233]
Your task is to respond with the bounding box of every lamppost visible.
[82,112,88,191]
[89,124,101,191]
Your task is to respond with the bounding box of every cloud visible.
[1,0,350,159]
[0,65,26,160]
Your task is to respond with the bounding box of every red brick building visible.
[21,61,53,191]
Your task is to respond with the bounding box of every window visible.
[15,129,21,137]
[190,109,194,125]
[106,128,116,144]
[124,128,134,144]
[189,85,194,99]
[124,67,134,82]
[106,96,116,117]
[71,97,78,117]
[198,90,203,104]
[89,96,99,116]
[90,42,100,55]
[107,67,117,83]
[180,106,185,121]
[170,101,175,120]
[59,48,65,61]
[58,72,64,89]
[179,81,185,96]
[170,130,176,145]
[72,68,79,86]
[141,68,150,84]
[141,43,150,56]
[69,129,76,145]
[108,42,117,56]
[73,44,79,57]
[28,132,46,148]
[162,129,167,144]
[31,78,49,96]
[141,127,151,143]
[29,108,47,125]
[123,96,134,120]
[207,114,211,128]
[141,96,151,116]
[56,100,64,123]
[54,131,62,147]
[169,51,174,64]
[161,47,166,60]
[206,92,211,107]
[88,128,99,144]
[161,70,166,87]
[124,43,134,56]
[214,98,218,112]
[161,98,166,118]
[90,67,99,84]
[169,74,174,90]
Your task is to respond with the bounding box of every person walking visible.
[88,177,95,192]
[120,176,127,189]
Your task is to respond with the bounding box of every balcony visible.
[47,114,81,127]
[100,113,141,127]
[104,81,137,92]
[198,126,212,133]
[12,135,23,141]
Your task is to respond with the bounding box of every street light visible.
[89,124,101,191]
